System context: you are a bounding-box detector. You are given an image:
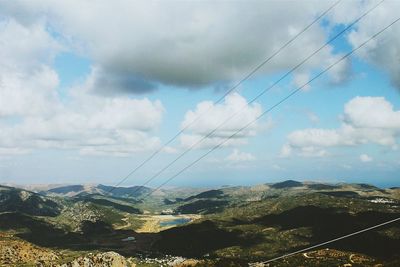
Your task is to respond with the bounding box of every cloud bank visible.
[0,19,164,157]
[0,0,354,94]
[1,0,400,159]
[282,96,400,157]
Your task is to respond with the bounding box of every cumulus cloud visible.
[0,94,165,156]
[360,154,373,162]
[329,0,400,90]
[0,19,165,157]
[0,0,352,94]
[0,72,165,155]
[343,96,400,129]
[282,96,400,157]
[226,149,255,162]
[180,93,263,149]
[280,143,328,158]
[1,0,399,160]
[293,71,312,91]
[0,19,60,70]
[0,19,61,117]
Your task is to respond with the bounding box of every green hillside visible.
[0,181,399,266]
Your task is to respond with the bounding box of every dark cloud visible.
[92,68,157,95]
[0,0,350,94]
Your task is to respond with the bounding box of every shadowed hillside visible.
[0,181,399,266]
[0,186,61,216]
[270,180,303,189]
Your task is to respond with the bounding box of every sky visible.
[0,0,399,188]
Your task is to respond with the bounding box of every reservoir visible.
[159,218,191,227]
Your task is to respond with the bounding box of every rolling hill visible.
[0,180,399,266]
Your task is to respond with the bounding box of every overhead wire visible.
[138,11,399,201]
[125,0,384,199]
[106,0,342,194]
[249,217,400,266]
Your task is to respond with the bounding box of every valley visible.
[0,181,399,266]
[134,214,201,233]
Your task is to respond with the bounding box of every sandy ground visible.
[114,217,131,230]
[136,214,201,233]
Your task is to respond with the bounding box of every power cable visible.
[126,0,384,199]
[106,0,342,194]
[139,14,399,200]
[249,217,400,266]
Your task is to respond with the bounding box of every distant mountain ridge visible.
[40,184,151,198]
[48,185,85,194]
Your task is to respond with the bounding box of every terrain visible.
[0,180,399,266]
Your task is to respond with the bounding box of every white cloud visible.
[0,0,351,93]
[162,146,179,154]
[0,19,61,118]
[343,96,400,129]
[329,0,400,90]
[360,154,373,162]
[280,143,328,158]
[180,93,263,149]
[0,91,165,156]
[0,19,60,71]
[282,96,400,157]
[226,149,255,162]
[0,65,60,117]
[0,19,165,157]
[293,71,311,91]
[1,1,399,160]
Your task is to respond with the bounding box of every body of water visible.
[159,218,191,227]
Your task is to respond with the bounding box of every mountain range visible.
[0,180,399,266]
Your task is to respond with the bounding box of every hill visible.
[0,181,399,266]
[0,185,61,216]
[96,184,151,198]
[270,180,304,189]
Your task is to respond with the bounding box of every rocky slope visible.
[0,234,60,266]
[60,252,129,267]
[0,185,61,216]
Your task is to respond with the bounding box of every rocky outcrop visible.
[60,252,130,267]
[0,238,60,266]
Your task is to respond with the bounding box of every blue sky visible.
[0,0,399,188]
